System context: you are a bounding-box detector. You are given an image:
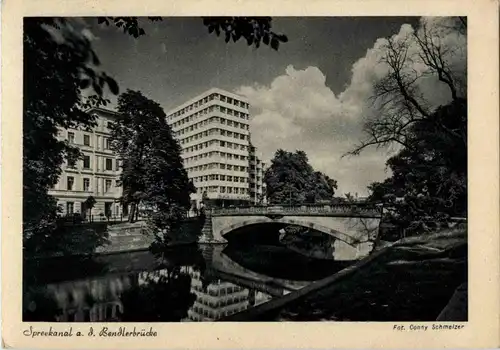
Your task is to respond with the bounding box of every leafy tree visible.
[264,150,338,205]
[23,17,119,248]
[344,192,356,203]
[347,17,467,236]
[83,195,96,219]
[110,89,194,232]
[367,99,467,235]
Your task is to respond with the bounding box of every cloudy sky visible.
[77,16,463,196]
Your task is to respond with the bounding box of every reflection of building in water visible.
[32,263,273,322]
[44,273,137,322]
[182,266,272,322]
[45,268,188,322]
[183,266,248,321]
[251,290,273,306]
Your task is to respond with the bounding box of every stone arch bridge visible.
[201,204,383,260]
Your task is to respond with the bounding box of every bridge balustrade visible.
[211,204,382,217]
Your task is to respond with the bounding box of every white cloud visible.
[236,64,389,196]
[236,17,466,196]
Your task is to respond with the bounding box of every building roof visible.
[166,87,249,115]
[86,106,120,116]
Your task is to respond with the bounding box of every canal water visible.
[23,244,351,322]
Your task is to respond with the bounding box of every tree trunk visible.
[134,203,140,222]
[128,202,136,223]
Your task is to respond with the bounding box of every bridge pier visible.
[200,212,228,243]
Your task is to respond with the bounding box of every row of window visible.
[168,93,249,121]
[170,105,250,128]
[191,306,245,321]
[67,132,113,149]
[66,176,117,192]
[64,302,120,322]
[197,186,249,195]
[192,292,248,309]
[184,151,248,164]
[173,116,249,135]
[249,173,264,180]
[182,140,248,153]
[179,129,248,145]
[192,175,248,183]
[187,163,249,173]
[64,201,117,216]
[188,279,244,296]
[68,155,119,171]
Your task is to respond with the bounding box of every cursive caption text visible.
[23,326,158,338]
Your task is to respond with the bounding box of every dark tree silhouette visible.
[346,17,467,237]
[264,150,338,204]
[110,90,194,227]
[367,99,467,236]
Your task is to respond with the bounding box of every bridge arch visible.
[219,217,359,247]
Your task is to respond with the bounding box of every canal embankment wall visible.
[25,217,206,259]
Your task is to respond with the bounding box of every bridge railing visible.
[210,203,383,217]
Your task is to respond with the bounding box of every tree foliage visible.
[83,195,97,219]
[96,16,289,50]
[264,150,338,205]
[202,17,288,50]
[352,18,467,234]
[347,17,467,236]
[23,17,119,247]
[368,99,467,235]
[110,90,195,228]
[96,17,162,38]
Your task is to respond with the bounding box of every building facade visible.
[48,107,125,219]
[166,88,254,208]
[249,142,267,205]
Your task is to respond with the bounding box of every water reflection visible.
[23,244,349,322]
[183,267,272,321]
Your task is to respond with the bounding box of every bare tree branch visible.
[348,17,467,157]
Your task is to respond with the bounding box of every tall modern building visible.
[166,88,255,208]
[48,107,126,218]
[249,142,267,205]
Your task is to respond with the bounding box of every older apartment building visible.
[166,88,266,208]
[48,107,125,218]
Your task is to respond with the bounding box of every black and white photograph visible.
[19,14,472,325]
